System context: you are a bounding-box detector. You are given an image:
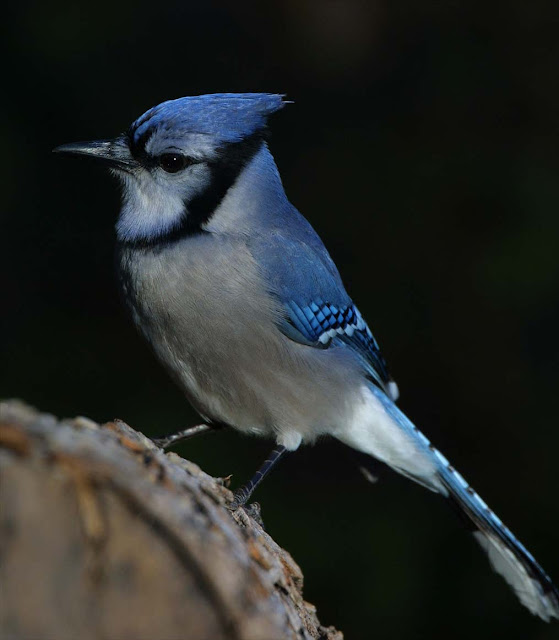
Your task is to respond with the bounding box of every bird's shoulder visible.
[247,211,398,399]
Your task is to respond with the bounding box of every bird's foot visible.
[150,423,217,450]
[151,435,174,449]
[227,493,265,527]
[243,502,264,527]
[226,486,251,512]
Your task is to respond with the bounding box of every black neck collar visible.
[118,131,266,251]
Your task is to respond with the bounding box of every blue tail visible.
[350,384,559,620]
[436,452,559,620]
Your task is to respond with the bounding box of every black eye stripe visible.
[120,131,265,249]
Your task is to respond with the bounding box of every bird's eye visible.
[158,153,190,173]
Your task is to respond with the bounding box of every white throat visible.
[115,164,211,243]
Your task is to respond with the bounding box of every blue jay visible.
[54,93,558,620]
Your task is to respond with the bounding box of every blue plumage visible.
[371,383,559,617]
[283,298,393,393]
[55,91,559,621]
[287,300,356,341]
[130,93,286,149]
[248,218,395,395]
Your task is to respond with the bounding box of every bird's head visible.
[54,93,286,245]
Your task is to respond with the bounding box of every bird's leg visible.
[151,422,224,450]
[229,445,287,510]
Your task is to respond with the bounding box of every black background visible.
[3,2,559,638]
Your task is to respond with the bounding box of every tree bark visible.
[0,400,342,640]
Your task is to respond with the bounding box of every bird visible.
[54,92,558,621]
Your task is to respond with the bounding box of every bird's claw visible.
[227,498,265,528]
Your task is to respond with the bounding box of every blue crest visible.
[130,93,286,150]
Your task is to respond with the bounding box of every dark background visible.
[3,1,559,638]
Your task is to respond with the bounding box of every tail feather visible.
[437,455,559,621]
[341,384,559,620]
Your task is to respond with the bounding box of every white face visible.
[114,133,219,243]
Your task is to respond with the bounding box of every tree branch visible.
[0,400,342,640]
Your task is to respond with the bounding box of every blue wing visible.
[284,297,397,397]
[250,217,398,400]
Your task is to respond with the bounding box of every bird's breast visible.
[116,235,361,440]
[116,235,286,426]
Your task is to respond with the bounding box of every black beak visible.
[53,136,136,170]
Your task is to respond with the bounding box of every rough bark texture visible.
[0,400,342,640]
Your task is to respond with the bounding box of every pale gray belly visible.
[118,238,361,444]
